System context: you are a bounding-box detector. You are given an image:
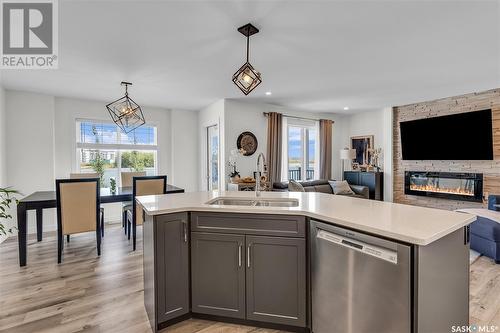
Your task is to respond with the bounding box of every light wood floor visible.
[0,224,498,333]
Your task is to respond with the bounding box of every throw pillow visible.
[288,180,305,192]
[329,180,355,196]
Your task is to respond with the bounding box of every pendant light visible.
[106,81,145,133]
[232,23,262,95]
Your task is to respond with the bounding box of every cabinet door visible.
[156,213,190,323]
[191,232,246,319]
[359,172,376,199]
[344,171,359,185]
[246,235,306,327]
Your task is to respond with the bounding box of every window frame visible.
[281,117,320,182]
[75,119,159,187]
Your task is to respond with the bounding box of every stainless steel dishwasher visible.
[311,220,411,333]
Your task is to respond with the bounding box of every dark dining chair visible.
[56,178,104,263]
[126,175,166,251]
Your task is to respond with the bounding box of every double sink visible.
[207,197,299,208]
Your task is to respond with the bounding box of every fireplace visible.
[404,171,483,202]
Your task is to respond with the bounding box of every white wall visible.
[224,100,268,179]
[0,85,6,187]
[198,99,225,191]
[342,108,393,201]
[6,91,56,234]
[170,109,199,192]
[3,90,198,235]
[382,107,393,202]
[0,82,9,243]
[344,109,385,168]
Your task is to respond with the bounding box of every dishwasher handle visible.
[316,229,399,264]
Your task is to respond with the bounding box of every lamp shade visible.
[340,148,356,160]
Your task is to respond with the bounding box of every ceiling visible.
[1,0,499,113]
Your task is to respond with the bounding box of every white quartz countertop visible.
[136,191,476,246]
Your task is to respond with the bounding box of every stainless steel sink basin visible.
[207,197,299,207]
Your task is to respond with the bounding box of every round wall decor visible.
[237,131,258,156]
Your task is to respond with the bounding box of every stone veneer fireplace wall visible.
[393,88,500,210]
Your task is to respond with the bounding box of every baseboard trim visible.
[191,313,310,333]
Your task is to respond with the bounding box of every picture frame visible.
[351,135,374,167]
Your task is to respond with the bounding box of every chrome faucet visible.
[256,153,267,197]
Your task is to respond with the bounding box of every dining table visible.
[16,184,184,266]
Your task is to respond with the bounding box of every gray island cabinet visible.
[190,212,306,327]
[140,192,473,333]
[143,212,190,328]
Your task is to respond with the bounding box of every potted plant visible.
[228,148,245,183]
[89,151,106,186]
[110,177,117,194]
[0,187,20,236]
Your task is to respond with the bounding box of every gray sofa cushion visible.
[349,185,370,199]
[314,184,334,194]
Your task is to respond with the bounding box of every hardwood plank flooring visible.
[0,224,498,332]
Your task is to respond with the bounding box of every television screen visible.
[400,109,494,160]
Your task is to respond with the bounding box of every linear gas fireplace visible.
[405,171,483,202]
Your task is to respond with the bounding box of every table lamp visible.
[340,148,356,180]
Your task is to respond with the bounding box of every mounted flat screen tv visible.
[400,109,493,160]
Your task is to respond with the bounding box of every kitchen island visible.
[137,191,476,333]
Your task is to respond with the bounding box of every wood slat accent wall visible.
[393,88,500,210]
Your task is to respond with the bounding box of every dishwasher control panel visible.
[317,229,398,264]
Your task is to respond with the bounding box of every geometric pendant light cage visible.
[232,23,262,95]
[106,81,145,133]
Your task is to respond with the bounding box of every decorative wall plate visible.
[237,131,258,156]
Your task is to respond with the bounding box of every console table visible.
[344,171,384,201]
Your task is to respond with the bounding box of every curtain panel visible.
[319,119,333,179]
[266,112,283,186]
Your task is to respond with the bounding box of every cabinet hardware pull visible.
[183,222,187,243]
[247,244,251,268]
[238,244,242,267]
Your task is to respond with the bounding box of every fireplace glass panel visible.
[409,174,476,197]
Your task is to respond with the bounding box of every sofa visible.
[468,195,500,264]
[272,179,370,199]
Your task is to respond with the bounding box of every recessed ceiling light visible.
[343,106,349,111]
[265,91,272,96]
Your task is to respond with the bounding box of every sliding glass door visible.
[206,125,219,191]
[284,118,319,181]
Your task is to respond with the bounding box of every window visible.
[76,120,157,187]
[282,118,319,181]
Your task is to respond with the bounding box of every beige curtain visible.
[266,112,282,186]
[319,119,333,179]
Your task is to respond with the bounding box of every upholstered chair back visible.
[121,171,147,187]
[57,179,99,235]
[133,176,166,226]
